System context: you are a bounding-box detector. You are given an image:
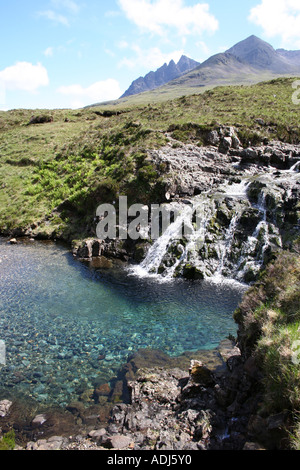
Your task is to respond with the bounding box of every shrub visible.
[28,115,53,125]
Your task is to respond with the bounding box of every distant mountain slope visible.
[91,35,300,108]
[120,55,200,98]
[226,35,300,73]
[138,35,300,101]
[277,49,300,67]
[174,51,260,87]
[170,35,300,90]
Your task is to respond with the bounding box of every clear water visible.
[0,239,246,407]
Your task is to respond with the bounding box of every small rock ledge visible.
[1,340,289,450]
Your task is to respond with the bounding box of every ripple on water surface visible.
[0,239,246,406]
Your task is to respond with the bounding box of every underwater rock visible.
[0,400,12,418]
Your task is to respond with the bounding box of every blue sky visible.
[1,0,300,110]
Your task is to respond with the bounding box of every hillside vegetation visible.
[0,77,299,242]
[234,248,300,449]
[0,76,300,449]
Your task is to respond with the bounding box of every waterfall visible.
[289,161,300,172]
[213,213,240,281]
[132,202,193,279]
[129,178,283,284]
[235,187,282,282]
[131,197,213,280]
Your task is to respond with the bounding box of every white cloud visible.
[195,41,210,56]
[119,45,185,70]
[37,9,70,26]
[57,79,122,107]
[0,62,49,92]
[51,0,80,14]
[118,0,218,36]
[37,0,80,26]
[249,0,300,47]
[44,47,54,57]
[118,40,129,49]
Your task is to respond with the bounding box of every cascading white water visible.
[213,213,240,281]
[288,161,300,173]
[129,178,284,284]
[131,197,214,280]
[132,202,193,279]
[235,186,283,282]
[209,180,249,283]
[130,180,251,282]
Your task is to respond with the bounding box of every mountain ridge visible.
[120,55,200,98]
[91,35,300,107]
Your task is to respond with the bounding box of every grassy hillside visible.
[0,77,299,241]
[234,248,300,449]
[91,69,276,108]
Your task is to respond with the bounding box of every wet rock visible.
[66,401,85,417]
[88,428,107,442]
[0,400,12,418]
[94,383,111,401]
[182,265,204,280]
[31,413,47,427]
[189,360,215,386]
[79,389,94,403]
[108,434,133,449]
[26,436,66,451]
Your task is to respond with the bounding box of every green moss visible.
[0,430,16,451]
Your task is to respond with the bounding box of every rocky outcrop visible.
[72,134,299,285]
[72,238,136,263]
[0,338,293,450]
[150,131,300,200]
[129,135,299,283]
[97,341,270,450]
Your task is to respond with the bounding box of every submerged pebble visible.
[0,239,245,407]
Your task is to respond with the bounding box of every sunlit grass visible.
[0,77,299,239]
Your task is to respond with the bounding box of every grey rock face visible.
[120,55,200,98]
[74,133,300,285]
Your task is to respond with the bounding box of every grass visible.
[234,248,300,448]
[0,77,299,242]
[0,430,16,451]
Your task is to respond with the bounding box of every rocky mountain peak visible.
[226,35,298,73]
[120,55,200,99]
